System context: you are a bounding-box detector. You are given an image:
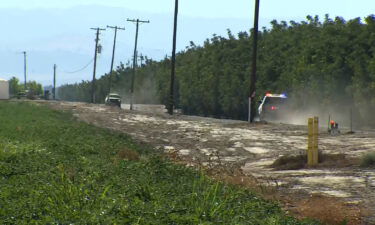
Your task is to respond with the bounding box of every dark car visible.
[258,93,288,121]
[105,93,121,108]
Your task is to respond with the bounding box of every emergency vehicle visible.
[258,93,288,121]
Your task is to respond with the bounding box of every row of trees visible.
[9,77,43,97]
[58,15,375,124]
[58,59,159,104]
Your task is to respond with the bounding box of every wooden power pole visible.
[53,64,56,100]
[90,27,106,104]
[23,51,27,90]
[168,0,179,115]
[107,25,125,95]
[249,0,260,122]
[127,18,150,110]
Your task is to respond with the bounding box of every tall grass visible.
[0,102,316,224]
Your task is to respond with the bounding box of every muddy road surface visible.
[41,101,375,223]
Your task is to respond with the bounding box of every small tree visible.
[9,77,21,96]
[26,81,43,96]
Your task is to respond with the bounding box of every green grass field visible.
[0,102,317,224]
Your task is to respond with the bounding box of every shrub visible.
[360,152,375,167]
[271,154,306,170]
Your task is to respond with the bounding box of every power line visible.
[63,58,95,74]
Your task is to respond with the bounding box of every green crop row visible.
[0,102,316,224]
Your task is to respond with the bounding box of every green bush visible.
[361,152,375,167]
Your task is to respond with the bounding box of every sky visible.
[0,0,370,19]
[0,0,374,86]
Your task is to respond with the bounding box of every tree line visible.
[58,15,375,125]
[9,77,44,97]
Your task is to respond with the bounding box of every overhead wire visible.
[63,57,95,74]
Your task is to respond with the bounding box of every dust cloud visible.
[271,95,359,130]
[112,75,160,105]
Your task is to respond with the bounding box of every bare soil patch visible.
[286,194,363,225]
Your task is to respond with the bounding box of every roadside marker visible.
[307,117,319,166]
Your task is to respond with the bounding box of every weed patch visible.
[117,148,140,161]
[360,152,375,167]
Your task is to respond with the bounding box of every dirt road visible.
[41,101,375,224]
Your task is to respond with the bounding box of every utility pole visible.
[90,27,106,103]
[135,51,145,66]
[249,0,260,123]
[23,51,27,90]
[127,18,150,110]
[137,53,144,66]
[107,25,125,95]
[53,64,56,100]
[169,0,179,115]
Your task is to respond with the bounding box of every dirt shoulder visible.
[39,101,374,224]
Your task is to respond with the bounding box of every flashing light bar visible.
[265,93,288,98]
[280,93,287,98]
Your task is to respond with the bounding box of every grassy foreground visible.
[0,102,315,224]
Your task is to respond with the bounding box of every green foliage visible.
[8,77,21,96]
[0,102,317,224]
[8,77,43,97]
[58,59,159,104]
[26,80,43,96]
[360,152,375,167]
[58,15,375,124]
